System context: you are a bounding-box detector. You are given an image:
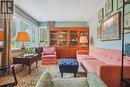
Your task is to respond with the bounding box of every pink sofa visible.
[41,47,57,65]
[76,47,130,87]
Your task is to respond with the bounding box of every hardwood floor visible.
[0,65,28,85]
[0,60,86,86]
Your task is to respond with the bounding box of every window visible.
[12,15,39,48]
[39,28,48,46]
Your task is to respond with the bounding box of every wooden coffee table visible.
[13,54,39,74]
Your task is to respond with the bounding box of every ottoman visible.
[59,58,79,77]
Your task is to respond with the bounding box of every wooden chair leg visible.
[0,64,18,87]
[61,73,63,78]
[74,73,76,77]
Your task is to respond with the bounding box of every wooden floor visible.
[0,60,86,86]
[0,64,28,85]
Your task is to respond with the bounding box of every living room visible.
[0,0,130,87]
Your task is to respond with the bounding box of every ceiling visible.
[15,0,105,22]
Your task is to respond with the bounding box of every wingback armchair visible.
[41,47,57,65]
[35,72,107,87]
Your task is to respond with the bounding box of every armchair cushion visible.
[42,47,56,55]
[53,78,88,87]
[36,72,107,87]
[44,51,55,55]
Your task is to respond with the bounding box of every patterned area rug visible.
[1,61,86,87]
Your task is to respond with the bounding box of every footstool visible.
[59,58,79,77]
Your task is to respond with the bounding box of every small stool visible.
[59,58,79,77]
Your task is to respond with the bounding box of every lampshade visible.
[0,31,4,41]
[79,36,88,44]
[16,32,30,42]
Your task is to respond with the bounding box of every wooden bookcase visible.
[49,27,89,59]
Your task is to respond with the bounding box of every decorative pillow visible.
[43,47,55,52]
[44,51,54,55]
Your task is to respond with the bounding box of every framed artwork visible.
[105,0,113,16]
[124,12,130,29]
[97,23,102,38]
[98,8,104,22]
[124,29,130,34]
[101,12,121,41]
[117,0,123,10]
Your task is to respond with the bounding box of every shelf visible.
[49,27,89,48]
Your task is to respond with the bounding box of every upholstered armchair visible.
[41,47,57,65]
[35,72,107,87]
[35,47,43,60]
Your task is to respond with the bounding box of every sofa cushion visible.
[77,54,94,65]
[81,59,106,76]
[87,72,107,87]
[89,47,122,65]
[53,78,89,87]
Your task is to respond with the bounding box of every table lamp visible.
[16,32,30,49]
[79,36,88,47]
[0,31,4,51]
[0,31,4,41]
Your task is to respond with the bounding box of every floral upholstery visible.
[35,72,107,87]
[41,47,57,65]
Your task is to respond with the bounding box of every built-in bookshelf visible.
[49,27,89,59]
[70,31,78,47]
[59,31,68,47]
[50,31,58,46]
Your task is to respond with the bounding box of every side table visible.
[13,54,39,74]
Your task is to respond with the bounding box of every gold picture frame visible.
[101,12,121,41]
[124,12,130,29]
[98,8,104,22]
[124,29,130,34]
[105,0,113,16]
[97,23,102,38]
[117,0,123,10]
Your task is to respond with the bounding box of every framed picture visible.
[101,12,121,41]
[97,23,102,38]
[124,29,130,34]
[105,0,113,16]
[98,8,104,22]
[124,12,130,29]
[117,0,123,10]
